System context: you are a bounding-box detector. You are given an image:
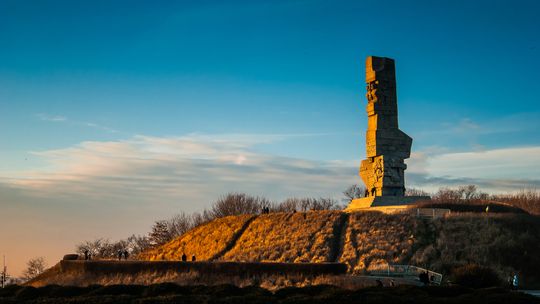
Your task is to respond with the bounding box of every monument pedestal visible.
[345,196,431,213]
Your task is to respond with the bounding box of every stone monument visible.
[347,56,429,211]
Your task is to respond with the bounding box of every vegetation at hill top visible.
[44,185,540,289]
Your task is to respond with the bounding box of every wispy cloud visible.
[406,146,540,192]
[36,113,67,122]
[2,133,538,206]
[4,134,356,203]
[83,122,119,133]
[35,113,119,133]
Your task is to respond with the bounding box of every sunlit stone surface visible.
[347,56,429,211]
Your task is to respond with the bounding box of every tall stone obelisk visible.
[347,56,429,211]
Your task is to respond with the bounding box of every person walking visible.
[512,274,519,290]
[191,255,196,262]
[181,253,187,262]
[123,250,129,260]
[84,250,90,261]
[117,250,123,261]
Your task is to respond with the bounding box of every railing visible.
[414,208,451,218]
[368,264,443,285]
[382,208,451,219]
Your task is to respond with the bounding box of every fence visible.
[368,264,443,285]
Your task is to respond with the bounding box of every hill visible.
[137,210,540,287]
[138,214,255,261]
[28,209,540,289]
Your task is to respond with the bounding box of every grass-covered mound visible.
[338,212,426,274]
[411,213,540,287]
[2,284,539,304]
[136,210,540,288]
[138,214,254,261]
[222,211,344,263]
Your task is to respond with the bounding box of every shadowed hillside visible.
[411,213,540,286]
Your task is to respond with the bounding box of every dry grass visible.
[410,213,540,286]
[222,211,343,263]
[138,215,254,261]
[338,212,424,274]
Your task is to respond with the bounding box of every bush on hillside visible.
[451,264,502,288]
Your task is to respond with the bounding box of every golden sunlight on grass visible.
[222,211,342,263]
[338,212,424,274]
[138,214,254,261]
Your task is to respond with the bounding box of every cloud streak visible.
[36,113,67,122]
[35,113,119,133]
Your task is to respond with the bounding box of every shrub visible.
[451,264,502,288]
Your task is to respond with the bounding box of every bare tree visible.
[76,238,115,259]
[191,210,214,227]
[274,197,340,211]
[148,220,174,246]
[343,184,366,201]
[166,212,194,238]
[405,188,429,197]
[433,187,465,203]
[210,193,269,218]
[273,198,300,212]
[125,235,151,255]
[460,185,478,200]
[22,257,47,281]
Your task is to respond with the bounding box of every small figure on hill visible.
[390,279,396,287]
[123,250,129,260]
[512,273,519,290]
[117,250,123,261]
[192,255,196,262]
[84,250,90,261]
[181,253,187,262]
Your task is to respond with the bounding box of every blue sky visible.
[1,0,539,275]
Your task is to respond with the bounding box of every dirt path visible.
[210,215,258,261]
[330,212,349,262]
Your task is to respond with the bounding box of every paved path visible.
[522,290,540,297]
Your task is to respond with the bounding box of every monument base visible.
[345,196,431,213]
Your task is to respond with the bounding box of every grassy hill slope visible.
[28,210,540,288]
[138,214,254,261]
[338,212,427,274]
[139,211,540,287]
[222,211,344,263]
